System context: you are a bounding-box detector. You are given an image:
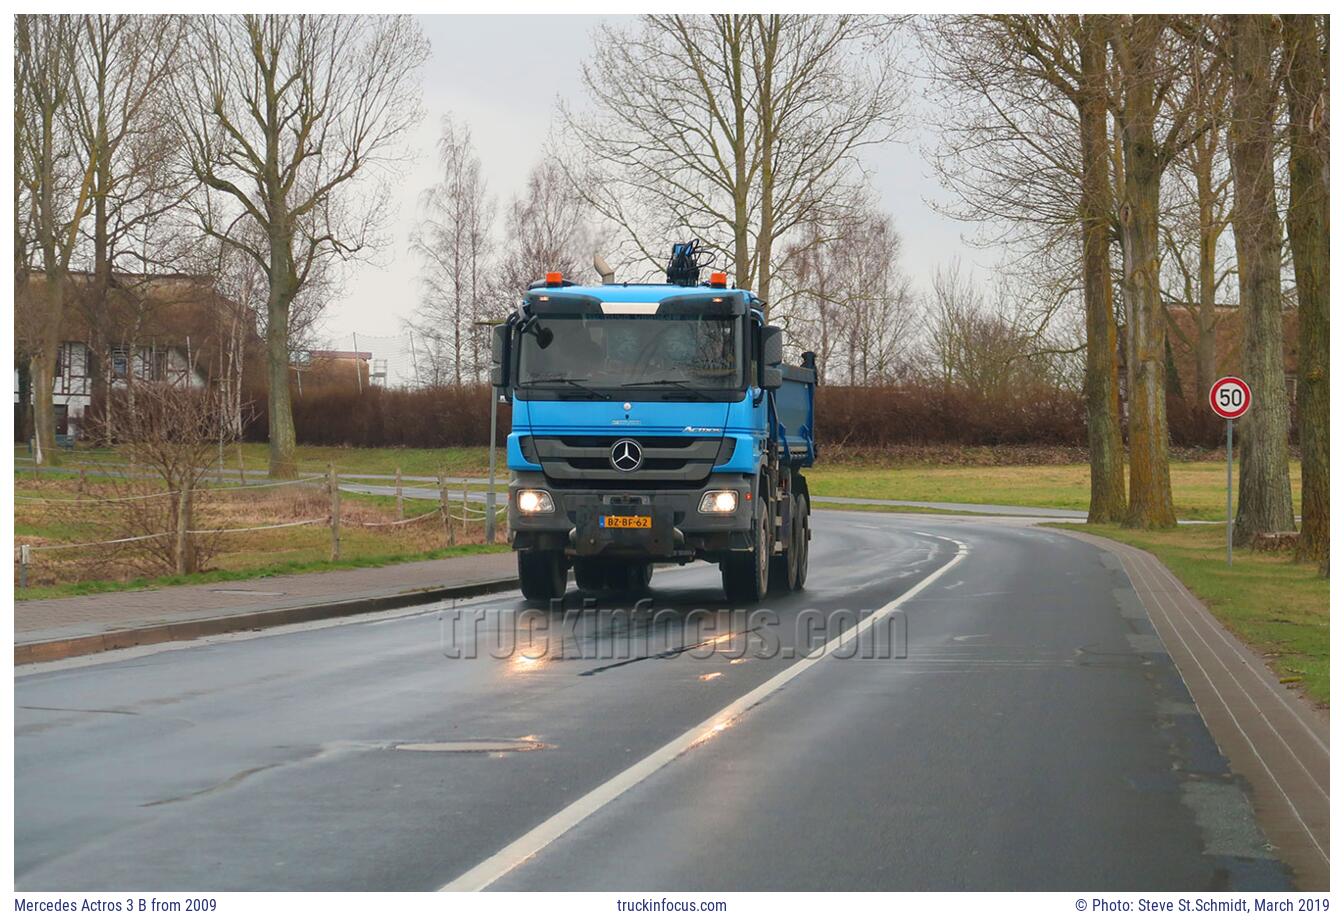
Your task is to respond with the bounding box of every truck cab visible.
[491,257,816,605]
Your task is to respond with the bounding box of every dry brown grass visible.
[15,474,497,589]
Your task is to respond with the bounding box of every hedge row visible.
[241,382,1256,449]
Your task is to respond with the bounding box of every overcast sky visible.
[327,15,990,376]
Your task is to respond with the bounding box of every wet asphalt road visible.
[14,510,1291,891]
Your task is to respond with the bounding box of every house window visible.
[111,346,128,379]
[54,404,68,436]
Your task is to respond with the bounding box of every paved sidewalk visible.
[15,551,518,664]
[1057,528,1330,890]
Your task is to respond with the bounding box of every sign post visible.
[1209,376,1252,565]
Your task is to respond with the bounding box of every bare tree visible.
[408,116,496,385]
[777,208,915,384]
[1107,15,1210,528]
[923,260,1081,397]
[562,15,903,309]
[87,382,233,575]
[1160,17,1235,399]
[1225,15,1295,544]
[15,15,96,465]
[1283,14,1328,564]
[172,14,428,477]
[920,15,1126,521]
[497,156,600,297]
[68,14,190,423]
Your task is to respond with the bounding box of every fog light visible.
[516,489,554,514]
[699,490,739,514]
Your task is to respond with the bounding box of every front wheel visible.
[722,495,770,603]
[518,550,567,604]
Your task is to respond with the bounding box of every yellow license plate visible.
[600,514,652,529]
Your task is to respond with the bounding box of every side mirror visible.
[760,324,784,390]
[761,325,784,367]
[490,324,510,387]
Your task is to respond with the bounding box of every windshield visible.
[517,314,741,397]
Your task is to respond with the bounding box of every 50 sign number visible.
[1209,376,1251,420]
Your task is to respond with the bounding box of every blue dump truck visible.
[490,242,817,605]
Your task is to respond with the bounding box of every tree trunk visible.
[1228,14,1295,545]
[1079,16,1127,523]
[754,16,778,312]
[1284,13,1328,562]
[1112,24,1175,529]
[726,18,750,290]
[266,244,299,479]
[32,272,65,465]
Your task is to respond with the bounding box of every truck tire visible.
[791,492,810,590]
[518,550,567,604]
[722,495,770,603]
[769,493,800,592]
[607,561,653,597]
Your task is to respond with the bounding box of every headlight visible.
[699,490,739,514]
[516,489,554,514]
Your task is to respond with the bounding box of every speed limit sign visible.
[1209,376,1251,420]
[1210,375,1251,566]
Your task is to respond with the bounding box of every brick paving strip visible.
[14,552,519,666]
[1057,528,1329,890]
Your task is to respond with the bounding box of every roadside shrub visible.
[816,383,1087,448]
[237,380,1293,453]
[245,384,512,448]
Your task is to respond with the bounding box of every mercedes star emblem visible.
[610,439,643,472]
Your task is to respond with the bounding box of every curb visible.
[14,576,520,666]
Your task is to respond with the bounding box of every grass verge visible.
[1057,523,1328,706]
[15,543,511,601]
[807,461,1300,521]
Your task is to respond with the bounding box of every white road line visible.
[440,533,969,892]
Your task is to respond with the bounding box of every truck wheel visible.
[791,493,810,590]
[769,494,799,593]
[722,495,769,603]
[607,561,653,597]
[573,559,608,595]
[518,550,567,604]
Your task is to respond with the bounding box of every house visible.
[1161,303,1300,402]
[1117,303,1300,404]
[14,272,252,441]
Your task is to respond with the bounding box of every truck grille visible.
[530,435,726,483]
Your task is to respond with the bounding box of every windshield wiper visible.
[627,377,716,400]
[522,376,606,398]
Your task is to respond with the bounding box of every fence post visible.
[328,464,341,562]
[19,544,31,590]
[175,487,192,576]
[237,443,246,486]
[77,467,86,498]
[438,473,455,547]
[395,466,404,520]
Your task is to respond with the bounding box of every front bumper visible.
[508,471,756,561]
